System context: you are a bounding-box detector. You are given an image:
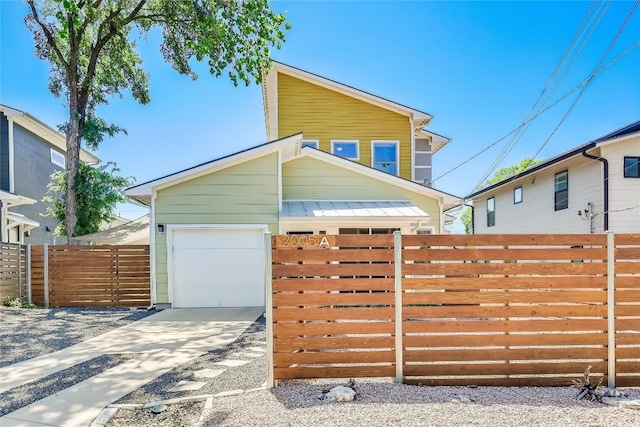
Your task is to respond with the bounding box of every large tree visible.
[461,158,544,234]
[44,162,133,237]
[25,0,289,242]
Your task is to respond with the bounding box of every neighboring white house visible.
[466,119,640,234]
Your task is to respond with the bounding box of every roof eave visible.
[465,142,596,200]
[270,61,434,121]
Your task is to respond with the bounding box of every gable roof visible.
[0,104,100,164]
[465,118,640,200]
[292,146,460,206]
[262,61,450,149]
[125,132,460,208]
[125,133,304,204]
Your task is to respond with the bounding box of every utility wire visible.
[526,0,639,163]
[473,0,608,189]
[431,39,640,188]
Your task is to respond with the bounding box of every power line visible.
[431,38,640,188]
[471,1,613,192]
[526,0,639,163]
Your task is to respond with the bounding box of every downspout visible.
[581,149,609,231]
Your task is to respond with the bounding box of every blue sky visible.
[1,1,638,221]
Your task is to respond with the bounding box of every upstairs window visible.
[50,149,65,168]
[487,197,495,227]
[554,170,568,211]
[331,140,359,160]
[302,140,318,149]
[624,156,640,178]
[372,141,399,175]
[514,186,522,204]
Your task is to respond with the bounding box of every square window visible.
[372,141,398,175]
[487,197,495,227]
[302,140,318,149]
[554,170,568,211]
[50,149,65,168]
[331,140,359,160]
[514,186,522,204]
[624,157,640,178]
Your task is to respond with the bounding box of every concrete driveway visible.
[0,307,264,427]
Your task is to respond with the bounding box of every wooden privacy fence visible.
[30,245,151,307]
[0,243,28,301]
[268,233,640,388]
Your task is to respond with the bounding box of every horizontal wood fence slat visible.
[270,233,640,387]
[27,244,151,307]
[0,243,27,301]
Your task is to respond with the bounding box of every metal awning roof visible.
[280,201,430,218]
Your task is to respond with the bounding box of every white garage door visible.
[171,228,265,308]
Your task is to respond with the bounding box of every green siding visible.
[282,157,441,229]
[154,153,279,303]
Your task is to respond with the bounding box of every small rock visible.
[150,404,167,414]
[602,397,640,409]
[451,395,473,404]
[604,388,626,398]
[323,386,356,402]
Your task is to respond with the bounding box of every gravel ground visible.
[0,306,156,367]
[3,307,639,427]
[202,382,640,427]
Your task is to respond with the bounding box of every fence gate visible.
[268,233,640,388]
[0,243,28,302]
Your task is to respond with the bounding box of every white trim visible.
[268,62,433,123]
[126,133,303,196]
[296,147,458,204]
[301,139,319,149]
[277,149,283,212]
[50,148,66,168]
[8,117,14,193]
[331,139,360,161]
[410,117,415,182]
[166,224,268,306]
[149,192,157,306]
[371,140,400,176]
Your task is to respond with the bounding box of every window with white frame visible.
[302,140,319,149]
[372,141,399,175]
[50,149,66,168]
[331,140,359,160]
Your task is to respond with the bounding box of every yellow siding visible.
[154,153,279,303]
[282,157,441,231]
[278,73,412,180]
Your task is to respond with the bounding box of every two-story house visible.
[466,119,640,234]
[125,62,459,308]
[0,105,100,244]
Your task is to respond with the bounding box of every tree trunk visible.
[65,102,82,244]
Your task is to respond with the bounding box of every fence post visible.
[43,243,49,309]
[394,231,403,383]
[18,244,23,301]
[26,244,32,304]
[264,232,275,389]
[606,231,615,389]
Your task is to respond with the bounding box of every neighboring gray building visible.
[0,105,100,244]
